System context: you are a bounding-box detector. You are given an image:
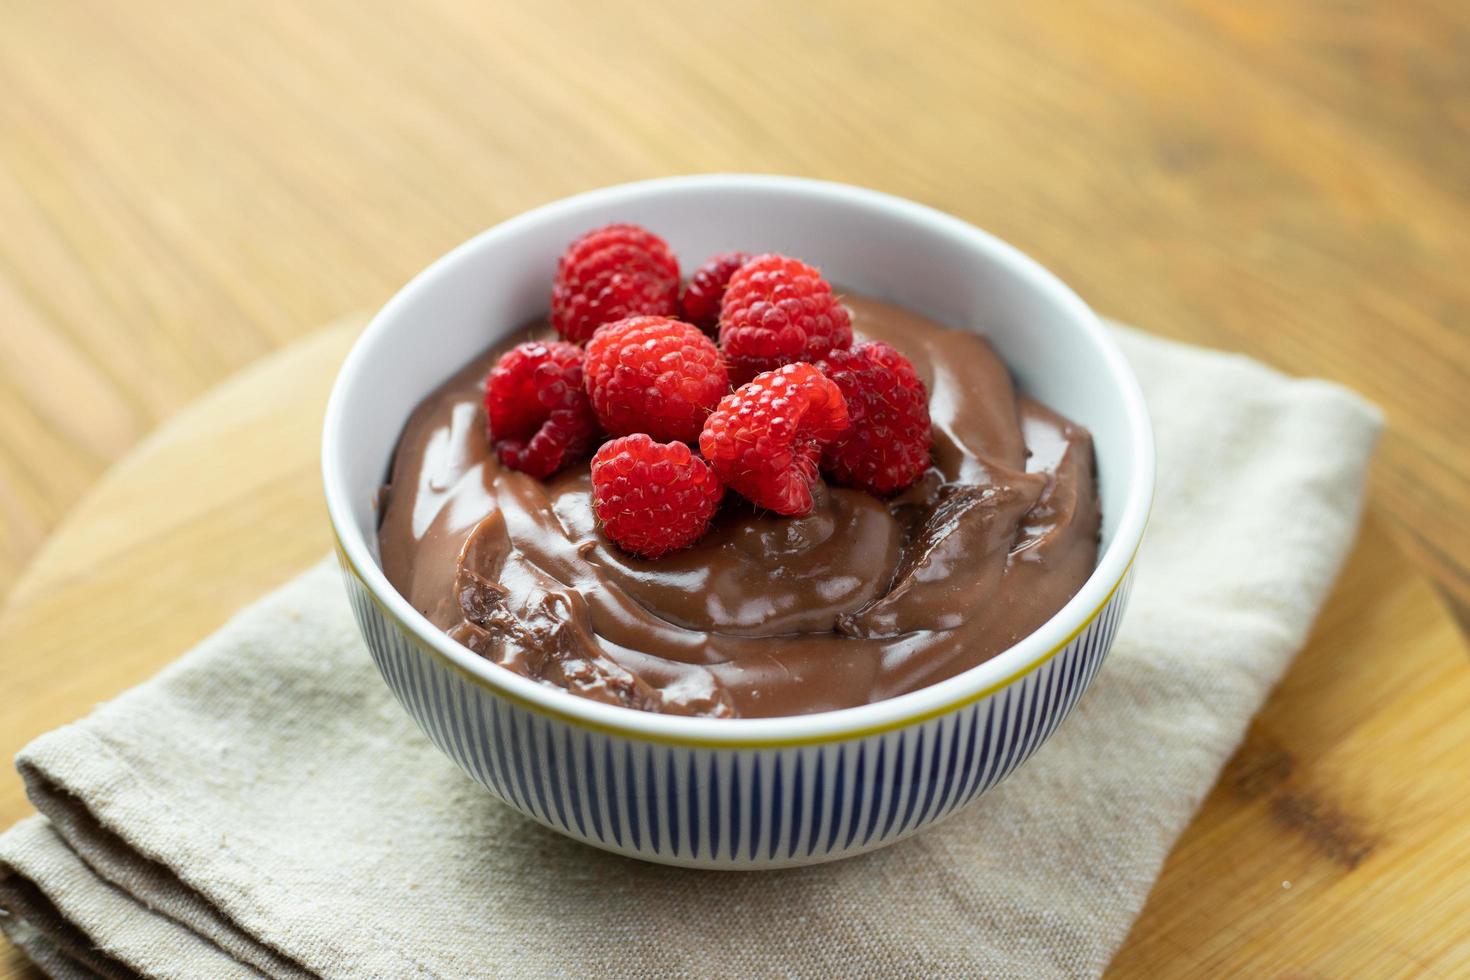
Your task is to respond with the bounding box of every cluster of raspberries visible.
[483,223,933,558]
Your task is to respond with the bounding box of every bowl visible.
[323,175,1154,869]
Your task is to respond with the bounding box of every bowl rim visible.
[323,174,1154,748]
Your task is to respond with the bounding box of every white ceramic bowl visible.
[323,175,1153,869]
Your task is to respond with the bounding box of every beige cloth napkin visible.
[0,325,1382,979]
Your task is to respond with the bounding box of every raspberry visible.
[818,342,933,494]
[551,224,680,343]
[591,434,724,558]
[698,363,849,516]
[583,316,729,444]
[717,254,853,384]
[483,340,600,478]
[680,251,751,333]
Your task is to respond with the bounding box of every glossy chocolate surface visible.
[378,297,1100,718]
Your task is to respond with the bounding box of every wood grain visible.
[0,322,1466,977]
[0,0,1467,616]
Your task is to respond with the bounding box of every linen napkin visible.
[0,325,1382,979]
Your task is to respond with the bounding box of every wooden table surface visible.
[2,0,1467,975]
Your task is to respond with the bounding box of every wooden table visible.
[2,1,1467,975]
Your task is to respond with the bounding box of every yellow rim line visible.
[334,523,1137,749]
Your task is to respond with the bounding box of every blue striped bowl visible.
[324,176,1153,869]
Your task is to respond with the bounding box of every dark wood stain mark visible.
[1228,734,1294,800]
[1270,793,1376,870]
[1225,730,1378,870]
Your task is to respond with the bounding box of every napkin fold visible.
[0,325,1382,979]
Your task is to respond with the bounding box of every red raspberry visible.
[584,316,729,444]
[698,363,849,516]
[591,434,724,558]
[717,254,853,384]
[483,340,600,479]
[818,342,933,495]
[680,251,751,333]
[551,224,680,343]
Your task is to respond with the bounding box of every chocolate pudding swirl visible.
[378,297,1100,718]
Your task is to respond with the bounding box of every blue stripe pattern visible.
[342,565,1134,868]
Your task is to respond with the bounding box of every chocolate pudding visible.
[377,297,1100,718]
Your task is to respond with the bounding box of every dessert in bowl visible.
[323,175,1153,868]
